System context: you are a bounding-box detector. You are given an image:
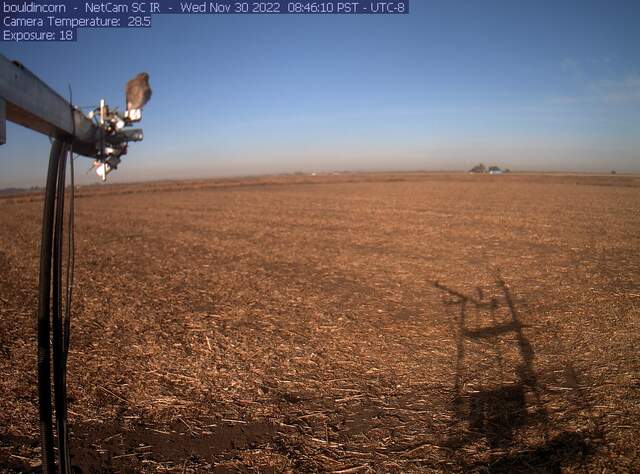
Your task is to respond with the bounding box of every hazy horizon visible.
[2,1,639,187]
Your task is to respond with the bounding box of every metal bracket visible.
[1,54,146,182]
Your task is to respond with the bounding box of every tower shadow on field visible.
[434,276,594,471]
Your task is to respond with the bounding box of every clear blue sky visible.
[2,0,639,187]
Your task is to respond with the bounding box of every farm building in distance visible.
[469,163,510,174]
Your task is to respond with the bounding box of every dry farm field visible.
[1,172,639,473]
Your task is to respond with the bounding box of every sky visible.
[1,0,639,187]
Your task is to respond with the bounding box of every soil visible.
[1,172,639,472]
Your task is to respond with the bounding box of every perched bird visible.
[125,72,152,111]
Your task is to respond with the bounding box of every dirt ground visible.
[1,172,639,473]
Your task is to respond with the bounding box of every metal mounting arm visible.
[0,54,101,157]
[0,53,145,163]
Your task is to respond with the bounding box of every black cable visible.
[38,86,80,474]
[51,85,77,474]
[59,151,75,474]
[52,143,70,474]
[64,153,75,357]
[38,139,64,474]
[66,85,76,358]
